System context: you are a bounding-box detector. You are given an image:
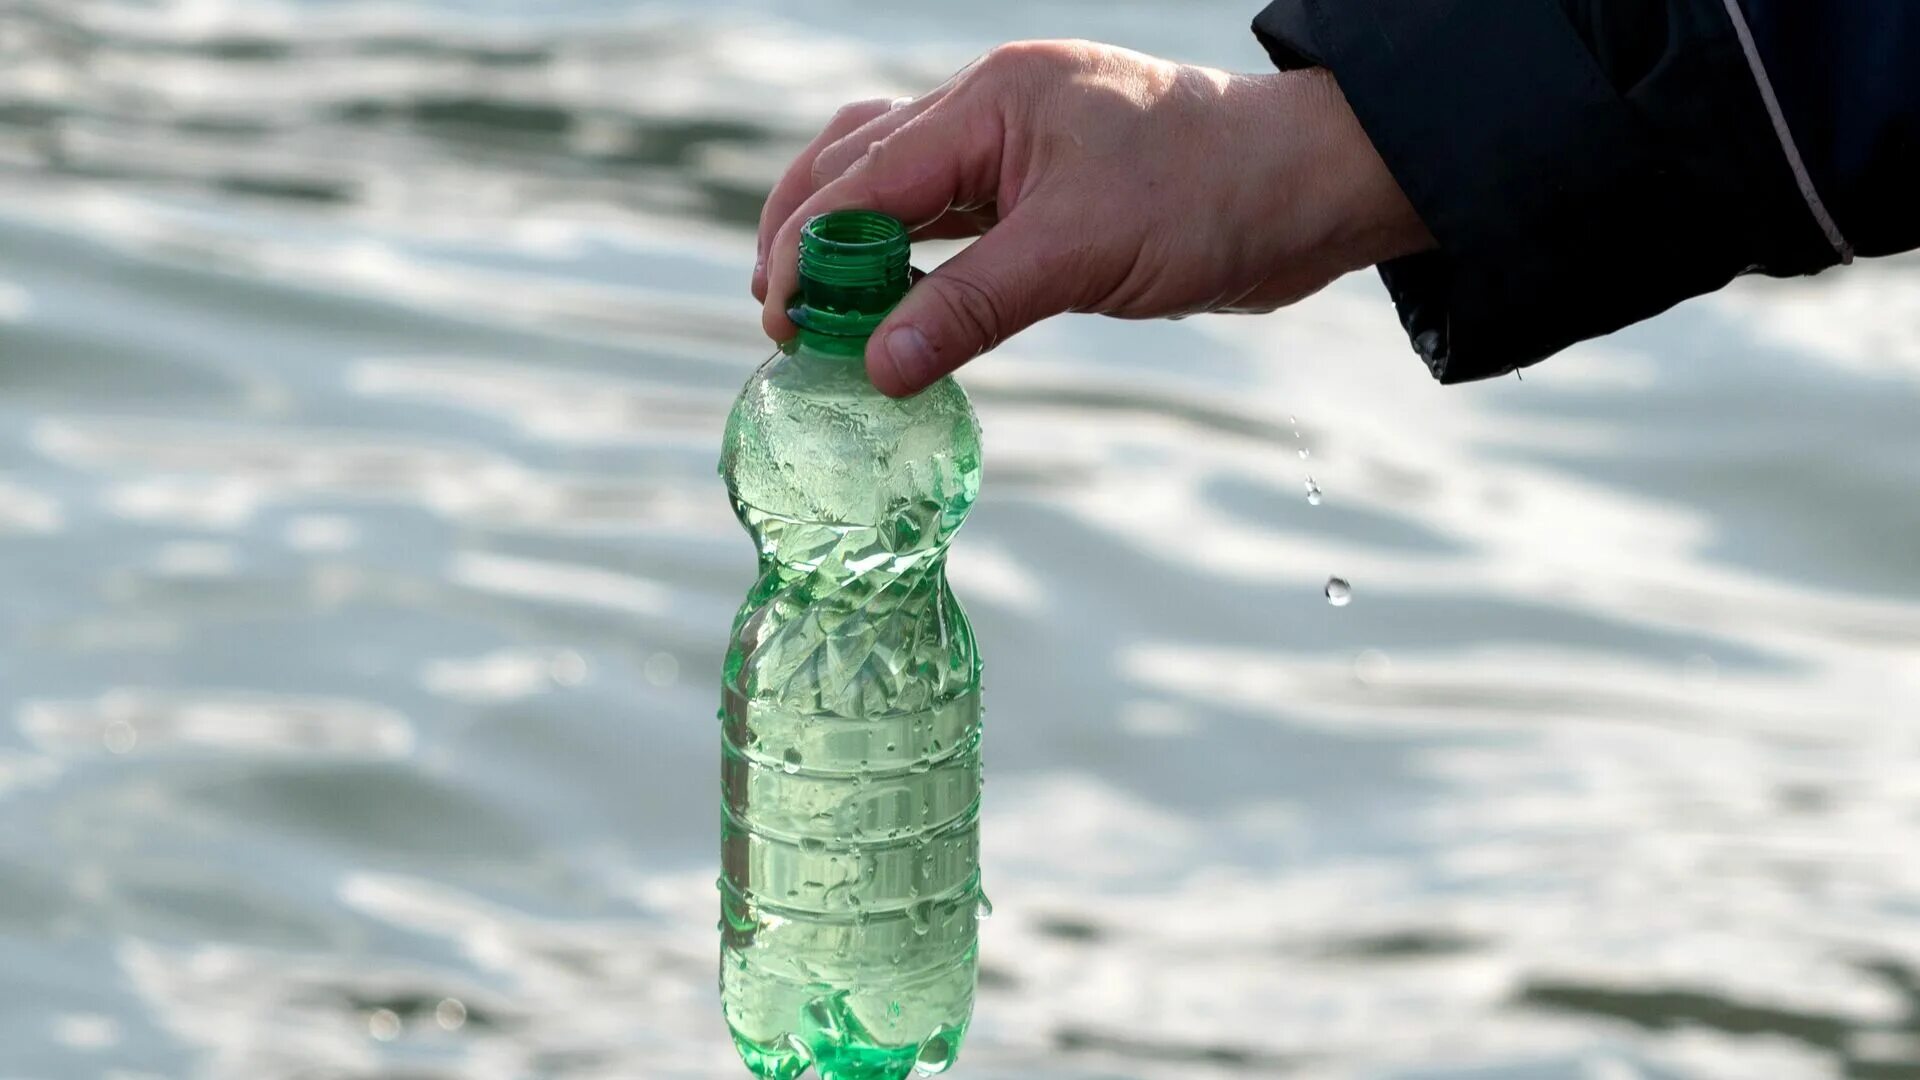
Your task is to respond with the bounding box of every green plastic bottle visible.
[717,210,985,1080]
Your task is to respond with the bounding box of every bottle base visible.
[729,1006,965,1080]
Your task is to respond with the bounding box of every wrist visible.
[1254,69,1434,276]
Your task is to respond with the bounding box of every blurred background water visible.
[4,2,1920,1078]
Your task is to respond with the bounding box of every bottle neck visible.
[790,326,869,357]
[787,210,911,347]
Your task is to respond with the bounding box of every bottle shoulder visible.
[721,342,981,530]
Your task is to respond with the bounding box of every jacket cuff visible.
[1253,0,1839,382]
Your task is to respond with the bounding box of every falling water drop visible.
[1305,477,1322,506]
[1325,578,1352,607]
[1298,447,1310,460]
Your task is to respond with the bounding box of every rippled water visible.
[5,3,1920,1078]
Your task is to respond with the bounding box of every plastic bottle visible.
[717,210,985,1079]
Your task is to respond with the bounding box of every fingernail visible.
[884,325,934,390]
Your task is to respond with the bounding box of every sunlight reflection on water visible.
[2,2,1919,1079]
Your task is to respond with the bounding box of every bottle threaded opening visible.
[792,210,911,337]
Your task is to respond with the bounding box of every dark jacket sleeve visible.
[1252,0,1913,383]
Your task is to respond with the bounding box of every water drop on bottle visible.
[782,748,802,774]
[914,1026,957,1075]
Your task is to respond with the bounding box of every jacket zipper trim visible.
[1718,0,1854,263]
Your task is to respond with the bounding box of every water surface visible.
[4,3,1920,1078]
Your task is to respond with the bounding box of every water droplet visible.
[434,998,467,1031]
[914,1027,956,1075]
[1298,447,1310,460]
[975,892,994,921]
[1305,477,1322,506]
[908,759,931,775]
[799,836,824,854]
[1325,578,1352,606]
[368,1008,401,1042]
[907,898,934,935]
[782,748,802,774]
[885,741,896,752]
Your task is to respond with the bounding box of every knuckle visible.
[854,137,890,169]
[980,40,1047,77]
[809,149,843,188]
[983,39,1087,77]
[831,99,886,127]
[813,132,885,187]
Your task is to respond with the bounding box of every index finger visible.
[760,101,1005,342]
[753,98,893,301]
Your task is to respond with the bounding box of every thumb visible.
[866,217,1073,397]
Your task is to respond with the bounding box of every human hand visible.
[753,40,1432,396]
